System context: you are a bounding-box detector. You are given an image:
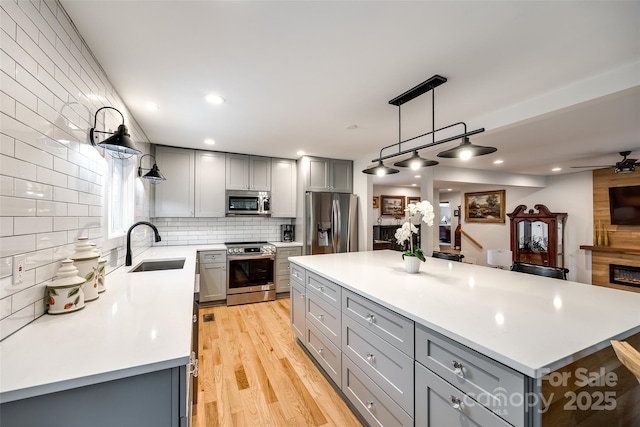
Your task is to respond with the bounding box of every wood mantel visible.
[580,245,640,256]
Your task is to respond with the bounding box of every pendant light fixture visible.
[138,154,166,182]
[363,75,495,176]
[89,106,142,158]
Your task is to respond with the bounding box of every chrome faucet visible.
[125,221,162,266]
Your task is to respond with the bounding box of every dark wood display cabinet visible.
[508,204,567,267]
[373,225,421,252]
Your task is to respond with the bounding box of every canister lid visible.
[48,259,85,288]
[70,236,99,261]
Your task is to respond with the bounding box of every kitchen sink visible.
[129,258,186,272]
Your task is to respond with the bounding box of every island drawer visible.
[342,289,414,356]
[306,290,341,347]
[306,271,341,309]
[342,314,414,415]
[290,263,305,286]
[306,323,341,388]
[415,324,525,427]
[342,354,413,427]
[415,361,512,427]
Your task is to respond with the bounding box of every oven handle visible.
[227,254,276,262]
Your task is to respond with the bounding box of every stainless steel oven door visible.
[226,254,275,294]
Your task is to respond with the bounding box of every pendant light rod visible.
[388,75,447,106]
[371,122,485,163]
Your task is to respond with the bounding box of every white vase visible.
[404,256,421,274]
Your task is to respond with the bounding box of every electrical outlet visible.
[12,256,26,285]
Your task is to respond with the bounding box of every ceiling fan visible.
[572,151,639,174]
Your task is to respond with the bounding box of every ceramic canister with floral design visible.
[90,243,108,293]
[70,237,100,302]
[46,259,85,314]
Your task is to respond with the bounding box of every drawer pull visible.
[192,314,197,323]
[366,352,375,362]
[318,347,324,355]
[318,286,325,292]
[299,294,305,299]
[451,360,465,378]
[449,395,463,411]
[366,313,376,324]
[318,313,324,321]
[367,401,375,410]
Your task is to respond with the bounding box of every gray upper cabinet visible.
[270,158,297,217]
[154,146,195,217]
[306,157,352,193]
[225,154,271,191]
[195,151,225,217]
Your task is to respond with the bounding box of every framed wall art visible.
[464,190,506,223]
[380,195,405,216]
[407,196,420,205]
[373,196,380,209]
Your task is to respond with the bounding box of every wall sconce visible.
[89,106,142,158]
[138,154,166,183]
[363,75,496,176]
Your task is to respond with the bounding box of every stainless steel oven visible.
[226,242,276,306]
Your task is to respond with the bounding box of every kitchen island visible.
[289,250,640,427]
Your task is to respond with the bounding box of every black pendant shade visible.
[436,136,497,159]
[362,160,399,176]
[138,154,167,182]
[89,107,142,157]
[393,151,439,169]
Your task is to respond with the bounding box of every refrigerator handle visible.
[335,198,342,252]
[331,199,341,253]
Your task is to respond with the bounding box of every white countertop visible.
[270,241,303,248]
[0,246,212,403]
[290,250,640,378]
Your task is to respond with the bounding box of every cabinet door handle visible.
[299,294,305,299]
[449,395,463,411]
[366,313,376,324]
[193,314,197,323]
[451,360,465,378]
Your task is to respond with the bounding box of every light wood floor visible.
[192,298,364,427]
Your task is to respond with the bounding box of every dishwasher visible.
[198,250,227,304]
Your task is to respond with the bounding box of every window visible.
[106,155,135,239]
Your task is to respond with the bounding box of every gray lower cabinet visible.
[415,324,525,427]
[275,246,302,294]
[306,290,341,347]
[306,322,342,387]
[343,356,414,427]
[416,362,511,427]
[199,251,227,303]
[0,366,189,427]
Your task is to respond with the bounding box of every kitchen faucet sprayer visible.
[125,221,161,266]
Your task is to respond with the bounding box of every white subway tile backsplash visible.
[0,195,36,216]
[0,304,34,340]
[0,217,13,237]
[1,296,11,319]
[14,216,52,235]
[36,199,67,216]
[53,216,78,231]
[0,28,38,76]
[53,156,78,176]
[35,230,67,250]
[16,26,55,75]
[0,234,36,257]
[0,1,153,340]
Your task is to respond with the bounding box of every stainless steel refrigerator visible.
[304,192,358,255]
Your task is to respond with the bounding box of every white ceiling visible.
[61,1,640,186]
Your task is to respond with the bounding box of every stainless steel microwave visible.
[225,191,270,216]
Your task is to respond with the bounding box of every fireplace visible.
[610,264,640,289]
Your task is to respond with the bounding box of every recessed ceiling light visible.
[345,124,358,130]
[146,102,159,111]
[551,167,562,172]
[493,159,504,164]
[447,188,452,191]
[412,183,417,187]
[204,139,215,145]
[297,150,305,156]
[414,175,421,178]
[205,94,225,105]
